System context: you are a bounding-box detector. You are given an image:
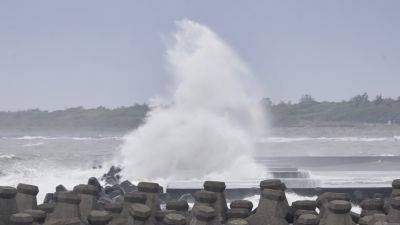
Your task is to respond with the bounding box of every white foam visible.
[260,136,399,143]
[23,142,45,147]
[115,19,267,182]
[15,136,48,140]
[243,192,317,209]
[2,136,122,141]
[243,192,361,214]
[0,162,106,202]
[310,171,398,187]
[0,154,16,159]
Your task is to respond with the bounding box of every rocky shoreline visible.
[1,177,400,225]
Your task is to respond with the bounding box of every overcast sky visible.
[1,0,399,110]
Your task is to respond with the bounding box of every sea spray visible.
[116,19,268,183]
[0,161,105,202]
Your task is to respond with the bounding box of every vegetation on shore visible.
[0,104,148,133]
[264,93,400,126]
[1,93,400,133]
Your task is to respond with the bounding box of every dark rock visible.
[125,192,147,204]
[190,191,217,220]
[155,211,166,225]
[246,189,289,225]
[350,212,359,224]
[103,202,125,225]
[108,190,123,200]
[73,184,99,223]
[317,192,351,225]
[388,196,400,223]
[16,184,39,212]
[361,213,387,225]
[259,179,286,191]
[24,209,46,224]
[104,187,114,195]
[101,166,122,186]
[137,182,161,217]
[55,185,67,193]
[227,219,248,225]
[138,183,160,194]
[10,213,33,225]
[163,213,186,225]
[352,190,364,202]
[194,191,217,204]
[166,200,189,212]
[104,202,123,215]
[230,200,253,212]
[120,180,137,194]
[203,181,227,223]
[37,203,54,214]
[391,180,400,200]
[0,186,18,225]
[293,210,318,225]
[178,194,194,204]
[191,205,216,223]
[43,194,54,204]
[226,208,250,220]
[87,210,112,225]
[45,191,82,224]
[129,203,153,225]
[88,178,102,192]
[360,198,385,217]
[323,200,354,225]
[291,200,316,211]
[204,181,226,193]
[297,214,318,225]
[374,193,385,199]
[259,180,292,223]
[112,195,124,204]
[96,196,112,210]
[110,185,124,196]
[121,191,147,219]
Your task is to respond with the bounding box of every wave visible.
[260,136,400,143]
[0,162,106,202]
[22,142,45,147]
[15,136,48,140]
[310,170,399,188]
[0,154,17,159]
[1,136,123,141]
[116,20,267,182]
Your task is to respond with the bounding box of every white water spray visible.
[117,19,268,183]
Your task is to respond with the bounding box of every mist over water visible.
[116,19,268,182]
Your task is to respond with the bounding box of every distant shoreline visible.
[1,93,400,135]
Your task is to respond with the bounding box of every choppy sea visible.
[1,125,400,204]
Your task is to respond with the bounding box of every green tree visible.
[374,94,384,105]
[350,93,369,105]
[299,94,316,105]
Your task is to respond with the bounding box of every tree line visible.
[1,93,400,134]
[263,93,400,126]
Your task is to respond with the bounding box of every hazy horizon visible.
[1,1,399,111]
[0,91,397,112]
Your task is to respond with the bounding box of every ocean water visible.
[1,125,400,202]
[1,21,399,205]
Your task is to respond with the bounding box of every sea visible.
[1,124,400,208]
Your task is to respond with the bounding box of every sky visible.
[0,0,399,111]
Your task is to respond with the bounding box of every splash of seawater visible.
[116,19,268,184]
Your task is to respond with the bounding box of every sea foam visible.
[115,19,268,183]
